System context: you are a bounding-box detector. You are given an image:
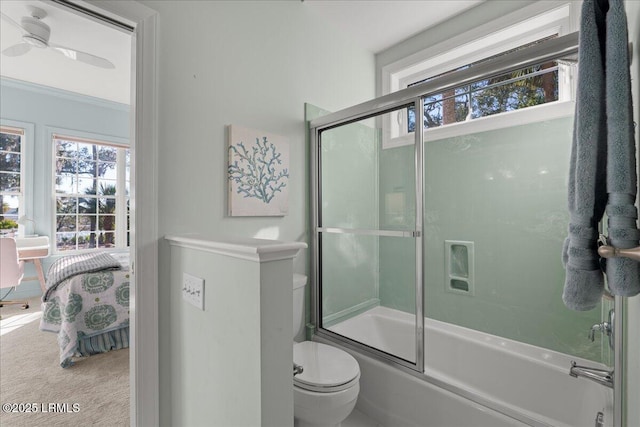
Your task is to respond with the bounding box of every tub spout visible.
[569,361,613,388]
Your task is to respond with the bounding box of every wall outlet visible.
[182,272,205,310]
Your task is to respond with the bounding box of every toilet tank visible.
[293,274,308,341]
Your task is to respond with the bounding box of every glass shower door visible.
[314,105,422,368]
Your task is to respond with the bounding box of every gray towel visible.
[604,0,640,297]
[562,0,608,311]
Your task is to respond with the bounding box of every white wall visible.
[375,0,538,97]
[165,237,300,427]
[0,78,130,298]
[139,0,375,423]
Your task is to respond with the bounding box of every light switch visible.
[182,272,205,310]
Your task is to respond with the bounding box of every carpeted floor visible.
[0,296,129,426]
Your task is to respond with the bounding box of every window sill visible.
[382,100,574,149]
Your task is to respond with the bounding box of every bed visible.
[39,252,130,368]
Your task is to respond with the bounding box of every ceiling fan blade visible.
[49,43,115,69]
[0,11,27,33]
[2,43,32,57]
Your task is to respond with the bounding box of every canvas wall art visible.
[227,125,289,216]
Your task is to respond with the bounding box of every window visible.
[406,37,560,133]
[0,126,23,233]
[381,3,576,148]
[54,135,130,252]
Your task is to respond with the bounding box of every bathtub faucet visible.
[569,361,613,388]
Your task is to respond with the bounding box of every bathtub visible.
[319,306,613,427]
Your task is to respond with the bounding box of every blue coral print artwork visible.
[228,125,290,216]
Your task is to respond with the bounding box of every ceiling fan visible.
[0,6,115,69]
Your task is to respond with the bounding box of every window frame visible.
[51,131,130,254]
[0,125,24,233]
[380,2,578,149]
[0,120,34,237]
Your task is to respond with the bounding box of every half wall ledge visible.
[164,234,308,262]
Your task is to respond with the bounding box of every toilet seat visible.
[293,341,360,393]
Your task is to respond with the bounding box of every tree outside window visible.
[407,38,559,133]
[0,127,23,233]
[54,136,129,252]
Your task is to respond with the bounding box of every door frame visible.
[67,1,160,425]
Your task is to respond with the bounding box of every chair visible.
[0,237,29,309]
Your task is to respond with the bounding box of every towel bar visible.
[598,245,640,262]
[554,42,632,66]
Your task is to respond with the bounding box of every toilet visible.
[293,274,360,427]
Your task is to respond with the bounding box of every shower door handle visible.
[589,322,611,342]
[588,309,614,352]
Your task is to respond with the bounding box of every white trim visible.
[48,126,130,254]
[0,77,130,111]
[47,133,130,255]
[115,148,128,248]
[383,100,575,149]
[165,234,308,263]
[380,2,576,150]
[129,10,159,427]
[46,126,129,147]
[381,2,575,96]
[395,9,571,92]
[77,1,159,426]
[131,11,159,427]
[0,119,34,237]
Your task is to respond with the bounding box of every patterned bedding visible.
[40,253,130,368]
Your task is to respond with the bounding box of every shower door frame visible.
[310,31,624,427]
[311,99,426,372]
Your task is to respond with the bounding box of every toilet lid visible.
[293,341,360,393]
